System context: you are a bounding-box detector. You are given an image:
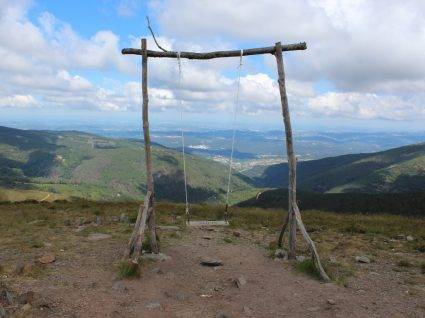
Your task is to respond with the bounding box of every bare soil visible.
[3,226,424,318]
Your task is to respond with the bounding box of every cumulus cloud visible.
[0,0,424,123]
[149,0,425,121]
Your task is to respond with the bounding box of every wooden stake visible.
[275,41,329,281]
[275,41,296,259]
[141,38,159,254]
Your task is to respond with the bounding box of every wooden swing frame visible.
[121,38,330,281]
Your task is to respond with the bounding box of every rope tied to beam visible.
[225,49,243,220]
[177,52,190,218]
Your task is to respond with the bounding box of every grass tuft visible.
[397,259,412,268]
[223,237,233,243]
[295,259,320,279]
[118,260,141,279]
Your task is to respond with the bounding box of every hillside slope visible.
[245,143,425,193]
[0,126,253,202]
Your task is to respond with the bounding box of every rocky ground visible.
[1,222,425,318]
[1,201,425,317]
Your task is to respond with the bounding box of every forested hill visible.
[0,126,253,202]
[244,143,425,193]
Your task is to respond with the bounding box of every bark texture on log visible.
[122,42,306,59]
[274,42,329,281]
[127,191,151,259]
[141,38,159,254]
[275,41,296,259]
[277,212,289,248]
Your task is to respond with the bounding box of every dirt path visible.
[11,226,425,317]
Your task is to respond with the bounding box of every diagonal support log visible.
[127,191,151,260]
[274,41,330,281]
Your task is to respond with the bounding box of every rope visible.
[225,50,243,220]
[177,52,190,219]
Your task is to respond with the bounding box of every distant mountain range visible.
[0,126,424,204]
[244,143,425,193]
[0,126,253,202]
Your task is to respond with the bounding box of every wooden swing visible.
[176,51,244,227]
[122,34,330,281]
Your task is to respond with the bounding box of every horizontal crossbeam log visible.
[122,42,306,59]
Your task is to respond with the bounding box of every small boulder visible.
[296,255,306,262]
[13,261,25,275]
[17,291,35,304]
[0,289,14,305]
[22,303,32,312]
[355,256,370,264]
[200,259,222,267]
[119,214,129,223]
[87,233,111,241]
[396,234,406,240]
[329,256,337,264]
[274,249,287,259]
[38,253,56,264]
[243,306,254,316]
[112,281,128,292]
[327,298,336,305]
[142,253,171,262]
[74,217,86,227]
[158,225,180,231]
[406,235,414,241]
[95,216,103,226]
[146,302,161,310]
[235,276,247,289]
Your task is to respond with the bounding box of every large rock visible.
[142,253,171,262]
[158,226,180,231]
[87,233,111,241]
[355,256,371,264]
[119,214,129,223]
[38,253,56,264]
[13,261,25,275]
[17,291,35,304]
[274,249,287,259]
[200,259,222,267]
[112,281,128,292]
[235,276,247,289]
[146,302,162,310]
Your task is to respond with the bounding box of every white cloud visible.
[0,0,424,123]
[0,94,37,108]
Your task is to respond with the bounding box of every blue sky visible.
[0,0,424,132]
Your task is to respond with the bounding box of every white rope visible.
[225,50,243,213]
[177,52,189,216]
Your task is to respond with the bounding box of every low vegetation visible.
[0,199,424,285]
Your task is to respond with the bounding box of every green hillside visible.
[245,143,425,193]
[0,126,254,202]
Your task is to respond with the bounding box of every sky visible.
[0,0,424,131]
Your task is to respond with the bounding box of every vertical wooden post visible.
[275,42,296,259]
[141,38,159,253]
[274,42,330,281]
